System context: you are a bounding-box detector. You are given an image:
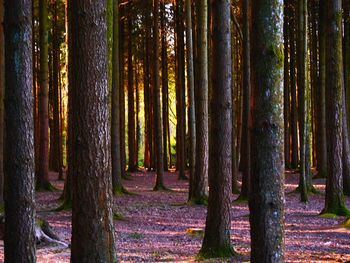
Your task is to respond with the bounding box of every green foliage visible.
[129,232,144,239]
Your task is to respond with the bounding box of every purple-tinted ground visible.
[0,170,349,262]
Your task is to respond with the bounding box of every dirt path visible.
[0,171,349,262]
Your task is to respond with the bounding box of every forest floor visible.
[0,170,350,262]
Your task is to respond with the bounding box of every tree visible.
[37,0,50,190]
[199,0,235,258]
[0,0,4,206]
[186,0,196,193]
[297,0,308,202]
[112,0,126,195]
[4,0,36,260]
[237,0,251,201]
[249,0,285,261]
[69,0,116,261]
[321,0,350,216]
[152,0,166,190]
[190,0,208,204]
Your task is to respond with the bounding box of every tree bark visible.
[4,0,36,260]
[0,0,4,206]
[37,0,50,190]
[322,0,350,216]
[190,0,208,204]
[199,0,234,258]
[69,0,116,261]
[249,1,285,261]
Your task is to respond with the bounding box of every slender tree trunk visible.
[4,0,36,260]
[284,0,291,169]
[127,12,136,172]
[175,0,187,180]
[199,0,234,258]
[186,0,196,197]
[190,0,208,204]
[297,0,308,202]
[70,0,116,261]
[161,1,169,171]
[112,0,124,195]
[249,1,285,261]
[316,0,327,178]
[238,0,251,201]
[290,0,299,169]
[153,0,166,190]
[37,0,50,190]
[322,0,350,216]
[344,0,350,132]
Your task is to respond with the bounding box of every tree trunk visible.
[175,0,187,180]
[186,0,196,196]
[69,1,116,261]
[0,0,4,206]
[4,0,36,260]
[153,0,166,190]
[297,0,308,202]
[190,0,208,204]
[238,0,251,201]
[322,0,350,216]
[316,0,327,178]
[161,1,169,171]
[249,1,285,261]
[199,0,234,258]
[112,0,125,195]
[37,0,50,190]
[127,12,136,173]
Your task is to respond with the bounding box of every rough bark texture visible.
[69,1,116,261]
[249,0,285,262]
[0,0,4,206]
[4,0,36,261]
[37,0,50,189]
[191,0,208,203]
[322,0,349,216]
[199,0,234,258]
[112,0,124,194]
[153,0,165,190]
[344,0,350,134]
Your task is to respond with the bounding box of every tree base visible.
[55,200,72,211]
[36,181,60,192]
[197,244,236,259]
[188,196,208,205]
[113,185,135,196]
[153,184,170,191]
[320,204,350,217]
[234,194,248,203]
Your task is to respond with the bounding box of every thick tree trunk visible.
[344,0,350,133]
[190,0,208,204]
[249,1,285,261]
[4,0,36,260]
[199,0,234,258]
[69,1,116,261]
[37,0,50,190]
[0,0,4,206]
[322,0,350,216]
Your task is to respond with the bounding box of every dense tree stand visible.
[199,0,235,259]
[249,0,285,262]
